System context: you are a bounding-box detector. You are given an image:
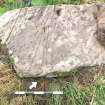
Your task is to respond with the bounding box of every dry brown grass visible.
[0,64,20,97]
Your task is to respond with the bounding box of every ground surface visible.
[0,64,105,105]
[1,0,105,105]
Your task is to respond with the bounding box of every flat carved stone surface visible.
[0,4,105,77]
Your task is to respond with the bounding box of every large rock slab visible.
[0,4,105,77]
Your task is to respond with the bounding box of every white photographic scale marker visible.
[15,82,63,95]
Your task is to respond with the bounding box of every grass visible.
[0,0,105,15]
[0,0,81,15]
[0,0,105,105]
[32,0,80,5]
[0,63,105,105]
[48,71,105,105]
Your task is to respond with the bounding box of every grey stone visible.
[0,4,105,77]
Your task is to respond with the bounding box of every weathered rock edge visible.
[0,4,105,77]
